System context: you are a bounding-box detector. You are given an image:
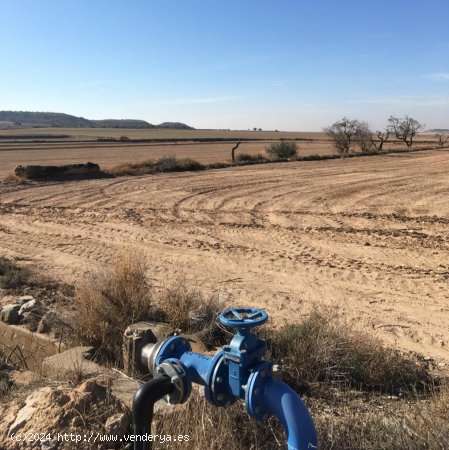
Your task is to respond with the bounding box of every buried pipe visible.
[134,307,318,449]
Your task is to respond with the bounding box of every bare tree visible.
[231,140,241,163]
[435,133,449,148]
[387,116,424,149]
[370,129,390,152]
[354,121,374,152]
[324,117,359,156]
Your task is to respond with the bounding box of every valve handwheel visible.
[219,307,268,328]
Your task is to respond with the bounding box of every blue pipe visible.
[261,378,318,450]
[179,351,212,386]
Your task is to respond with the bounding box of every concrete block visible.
[123,321,173,376]
[41,346,102,380]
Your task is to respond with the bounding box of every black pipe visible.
[132,376,174,450]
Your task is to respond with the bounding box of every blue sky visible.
[1,0,448,130]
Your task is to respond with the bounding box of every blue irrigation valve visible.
[139,308,318,450]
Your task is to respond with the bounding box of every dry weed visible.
[0,256,32,289]
[266,309,431,395]
[75,248,152,363]
[158,277,227,349]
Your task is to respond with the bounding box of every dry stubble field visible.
[1,146,449,363]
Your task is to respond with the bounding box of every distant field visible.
[0,127,325,140]
[0,128,436,178]
[0,128,329,177]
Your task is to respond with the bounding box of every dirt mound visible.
[0,379,127,449]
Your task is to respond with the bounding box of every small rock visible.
[8,388,52,436]
[37,316,51,333]
[364,241,371,246]
[19,298,40,316]
[1,304,21,324]
[78,379,107,398]
[105,413,130,438]
[18,295,35,305]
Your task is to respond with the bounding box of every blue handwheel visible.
[219,308,268,328]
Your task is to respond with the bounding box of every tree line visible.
[324,116,449,156]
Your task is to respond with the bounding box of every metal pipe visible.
[261,378,318,450]
[132,377,174,450]
[179,351,212,386]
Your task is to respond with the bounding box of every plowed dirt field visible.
[1,149,448,361]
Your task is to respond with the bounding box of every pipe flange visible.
[154,359,191,405]
[141,340,166,375]
[245,361,273,421]
[205,353,236,407]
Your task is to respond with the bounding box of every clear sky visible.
[1,0,448,131]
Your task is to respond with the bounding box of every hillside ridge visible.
[0,111,193,130]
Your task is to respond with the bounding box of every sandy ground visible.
[1,149,448,362]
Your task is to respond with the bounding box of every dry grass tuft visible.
[75,248,152,363]
[236,153,267,163]
[314,384,449,449]
[108,159,154,176]
[266,310,431,395]
[0,256,31,289]
[155,391,280,450]
[109,155,205,176]
[158,277,227,349]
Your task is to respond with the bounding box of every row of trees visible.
[323,116,438,156]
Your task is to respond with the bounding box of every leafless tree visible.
[354,121,374,152]
[435,133,449,148]
[231,140,241,163]
[324,117,359,156]
[387,116,424,149]
[370,129,390,152]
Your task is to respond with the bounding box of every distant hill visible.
[0,111,193,130]
[156,121,194,130]
[428,129,449,133]
[90,119,153,128]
